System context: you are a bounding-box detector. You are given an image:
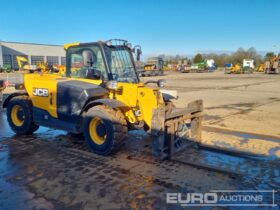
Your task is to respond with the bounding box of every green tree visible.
[193,53,204,63]
[247,47,257,59]
[265,52,275,60]
[232,48,246,64]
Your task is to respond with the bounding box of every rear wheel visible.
[7,96,39,135]
[83,105,127,155]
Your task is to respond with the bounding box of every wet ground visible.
[0,71,280,209]
[0,110,279,210]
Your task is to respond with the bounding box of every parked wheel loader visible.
[3,39,203,160]
[224,64,243,74]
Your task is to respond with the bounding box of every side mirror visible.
[86,69,102,80]
[136,48,142,61]
[133,45,142,61]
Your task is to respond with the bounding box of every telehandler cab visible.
[3,39,203,159]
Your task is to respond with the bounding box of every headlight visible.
[126,43,132,49]
[106,81,118,90]
[157,79,166,88]
[106,40,112,46]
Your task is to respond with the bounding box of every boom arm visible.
[16,56,29,70]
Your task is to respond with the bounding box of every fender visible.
[82,98,128,114]
[3,91,28,108]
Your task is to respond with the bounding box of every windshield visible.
[68,46,108,80]
[105,46,138,83]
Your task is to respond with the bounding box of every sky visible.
[0,0,279,56]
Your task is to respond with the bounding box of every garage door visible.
[31,56,44,65]
[3,55,12,68]
[61,57,66,65]
[47,56,59,65]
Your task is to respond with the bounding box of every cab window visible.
[68,46,107,80]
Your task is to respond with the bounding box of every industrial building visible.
[0,41,66,69]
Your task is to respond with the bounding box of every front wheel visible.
[7,96,39,135]
[83,105,128,155]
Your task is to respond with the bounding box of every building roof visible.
[0,40,63,47]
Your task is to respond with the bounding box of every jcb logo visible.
[33,88,49,97]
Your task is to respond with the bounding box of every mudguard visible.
[2,91,28,108]
[82,98,128,113]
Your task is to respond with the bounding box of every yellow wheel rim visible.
[89,117,107,145]
[11,105,25,127]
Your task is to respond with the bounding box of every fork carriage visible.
[152,99,203,159]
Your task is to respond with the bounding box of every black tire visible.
[68,132,84,139]
[83,105,127,155]
[7,96,39,135]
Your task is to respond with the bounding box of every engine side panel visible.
[24,74,60,118]
[57,80,108,122]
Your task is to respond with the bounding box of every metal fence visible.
[0,73,23,86]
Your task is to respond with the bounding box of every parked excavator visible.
[16,56,38,73]
[16,56,65,75]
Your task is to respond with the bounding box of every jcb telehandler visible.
[3,39,203,159]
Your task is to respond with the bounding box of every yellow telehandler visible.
[3,39,203,159]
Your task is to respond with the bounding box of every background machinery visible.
[224,60,254,74]
[190,59,216,73]
[264,56,280,74]
[3,39,203,160]
[224,63,242,74]
[224,63,233,73]
[0,64,13,73]
[190,60,208,73]
[16,56,38,73]
[206,59,217,72]
[256,63,265,72]
[141,57,164,76]
[242,59,254,73]
[16,56,66,75]
[177,60,191,73]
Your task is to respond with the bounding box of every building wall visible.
[0,45,3,67]
[0,41,66,69]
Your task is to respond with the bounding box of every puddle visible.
[0,111,66,141]
[176,145,280,207]
[204,126,280,143]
